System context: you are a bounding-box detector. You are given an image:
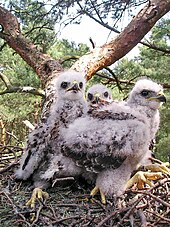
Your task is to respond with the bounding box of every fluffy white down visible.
[62,102,150,158]
[40,154,82,180]
[86,84,113,102]
[61,78,164,197]
[15,70,87,182]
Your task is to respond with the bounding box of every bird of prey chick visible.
[86,84,113,108]
[61,78,166,203]
[125,79,167,189]
[15,70,87,207]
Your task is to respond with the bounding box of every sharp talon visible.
[90,186,106,204]
[126,171,163,190]
[90,186,99,197]
[30,213,36,222]
[26,188,49,208]
[145,163,170,174]
[99,189,106,205]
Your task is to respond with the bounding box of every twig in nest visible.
[146,209,170,222]
[52,215,81,225]
[31,204,43,226]
[117,194,146,226]
[0,160,19,174]
[0,191,26,220]
[134,189,170,208]
[96,206,129,227]
[52,176,74,187]
[138,209,147,227]
[13,219,32,226]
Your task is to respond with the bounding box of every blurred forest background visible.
[0,0,169,162]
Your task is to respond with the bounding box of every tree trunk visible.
[0,7,63,87]
[71,0,170,80]
[0,0,169,84]
[0,0,169,120]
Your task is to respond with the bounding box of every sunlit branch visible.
[76,1,170,55]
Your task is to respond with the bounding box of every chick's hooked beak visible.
[148,92,166,103]
[66,80,80,92]
[94,93,100,103]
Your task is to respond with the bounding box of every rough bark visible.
[0,0,169,84]
[71,0,170,80]
[0,7,63,87]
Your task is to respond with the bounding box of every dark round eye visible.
[104,91,109,98]
[61,82,68,89]
[141,90,149,97]
[87,93,93,101]
[79,82,83,89]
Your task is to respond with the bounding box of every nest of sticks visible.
[0,144,170,227]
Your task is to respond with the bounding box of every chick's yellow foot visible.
[144,163,170,174]
[90,186,106,204]
[26,188,49,208]
[126,171,163,190]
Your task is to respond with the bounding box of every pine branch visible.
[0,72,45,97]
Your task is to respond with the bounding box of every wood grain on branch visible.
[71,0,170,80]
[0,0,169,84]
[0,7,63,86]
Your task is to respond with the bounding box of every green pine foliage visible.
[0,42,42,145]
[48,39,89,68]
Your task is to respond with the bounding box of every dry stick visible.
[55,203,82,207]
[70,218,86,227]
[90,197,107,211]
[40,212,57,221]
[13,219,32,226]
[30,204,43,226]
[0,144,23,149]
[81,216,97,227]
[146,209,170,222]
[1,155,17,161]
[136,197,148,209]
[0,160,19,173]
[52,215,81,225]
[42,203,57,219]
[96,206,129,227]
[130,180,170,225]
[117,195,147,227]
[97,180,170,227]
[151,209,170,226]
[138,209,148,227]
[1,146,19,160]
[137,190,170,208]
[0,191,26,220]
